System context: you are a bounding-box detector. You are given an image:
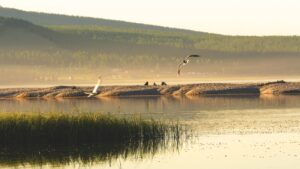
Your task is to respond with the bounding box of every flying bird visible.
[86,76,102,97]
[177,54,201,76]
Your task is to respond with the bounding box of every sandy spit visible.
[1,81,299,99]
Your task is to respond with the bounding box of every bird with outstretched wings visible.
[177,54,201,76]
[86,76,102,97]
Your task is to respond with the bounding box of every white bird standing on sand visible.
[86,76,102,97]
[177,54,201,76]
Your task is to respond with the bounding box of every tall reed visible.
[0,112,184,167]
[0,113,180,146]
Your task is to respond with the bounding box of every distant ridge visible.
[0,6,204,34]
[0,16,70,48]
[1,7,300,84]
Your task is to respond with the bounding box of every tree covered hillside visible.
[1,6,300,53]
[1,7,300,84]
[0,6,200,32]
[51,25,300,53]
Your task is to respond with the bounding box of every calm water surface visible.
[1,95,300,169]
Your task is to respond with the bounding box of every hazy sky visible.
[1,0,300,35]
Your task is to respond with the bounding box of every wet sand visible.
[0,81,300,98]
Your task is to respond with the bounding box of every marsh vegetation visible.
[0,112,184,167]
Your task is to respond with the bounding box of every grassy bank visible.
[0,113,181,146]
[0,113,183,166]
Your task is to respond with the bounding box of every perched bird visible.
[161,81,167,86]
[86,76,102,97]
[153,82,157,86]
[177,54,201,76]
[144,81,149,86]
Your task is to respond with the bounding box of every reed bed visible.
[0,113,181,146]
[0,112,184,167]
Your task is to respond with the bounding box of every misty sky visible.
[1,0,300,35]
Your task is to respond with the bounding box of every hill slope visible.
[1,6,300,53]
[1,7,300,84]
[0,17,197,67]
[0,17,69,48]
[0,6,202,34]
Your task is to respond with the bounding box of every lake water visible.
[1,95,300,169]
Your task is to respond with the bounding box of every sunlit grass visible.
[0,112,181,146]
[0,112,185,167]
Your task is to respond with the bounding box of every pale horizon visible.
[1,0,300,36]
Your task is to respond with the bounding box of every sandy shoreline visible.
[0,81,300,99]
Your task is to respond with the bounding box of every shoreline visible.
[0,81,300,99]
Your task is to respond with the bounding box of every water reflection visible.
[0,142,166,168]
[1,95,300,114]
[1,96,300,168]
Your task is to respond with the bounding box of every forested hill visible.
[0,16,197,67]
[1,7,300,84]
[0,16,69,48]
[0,6,201,33]
[0,16,197,55]
[1,6,300,54]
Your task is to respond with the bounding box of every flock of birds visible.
[87,54,201,97]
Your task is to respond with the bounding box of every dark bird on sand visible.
[153,82,157,86]
[144,81,149,86]
[161,81,167,86]
[177,54,201,76]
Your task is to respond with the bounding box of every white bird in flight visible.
[177,54,201,76]
[86,76,102,97]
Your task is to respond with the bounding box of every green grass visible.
[0,113,181,146]
[0,113,184,167]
